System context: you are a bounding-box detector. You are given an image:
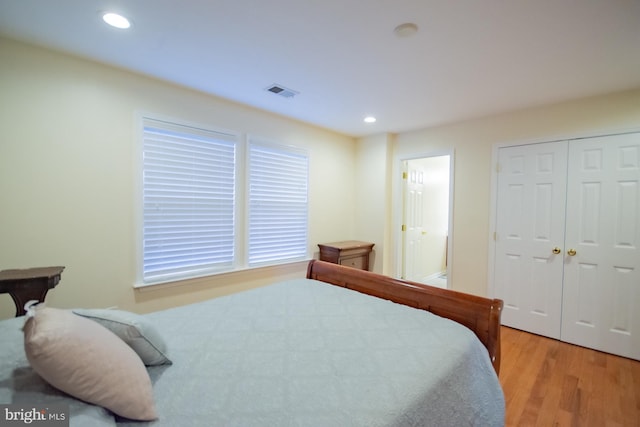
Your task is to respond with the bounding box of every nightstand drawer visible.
[339,256,365,270]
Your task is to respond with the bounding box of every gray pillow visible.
[73,308,172,366]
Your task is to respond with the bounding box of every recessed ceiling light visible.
[103,12,131,29]
[364,116,377,123]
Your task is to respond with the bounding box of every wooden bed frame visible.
[306,260,504,374]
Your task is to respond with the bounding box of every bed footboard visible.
[306,260,503,374]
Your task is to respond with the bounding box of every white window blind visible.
[142,118,236,284]
[248,141,308,266]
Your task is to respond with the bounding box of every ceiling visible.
[1,0,639,137]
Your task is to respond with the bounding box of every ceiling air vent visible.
[265,84,299,98]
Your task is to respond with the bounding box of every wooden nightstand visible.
[0,266,65,317]
[318,241,375,271]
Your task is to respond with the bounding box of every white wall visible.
[354,134,393,273]
[0,38,355,319]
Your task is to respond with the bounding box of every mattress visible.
[1,278,505,426]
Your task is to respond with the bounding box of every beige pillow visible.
[23,305,157,421]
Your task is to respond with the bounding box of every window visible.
[248,140,309,266]
[141,118,236,284]
[139,117,309,285]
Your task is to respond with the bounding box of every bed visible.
[1,260,505,426]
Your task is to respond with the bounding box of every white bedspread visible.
[1,278,505,426]
[128,278,504,426]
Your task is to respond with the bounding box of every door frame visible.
[394,149,455,286]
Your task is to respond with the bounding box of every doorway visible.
[400,154,453,288]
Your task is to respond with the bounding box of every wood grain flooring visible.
[499,326,640,427]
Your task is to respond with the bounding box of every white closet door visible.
[494,141,568,339]
[562,133,640,360]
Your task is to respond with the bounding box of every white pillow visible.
[23,305,158,421]
[73,308,171,366]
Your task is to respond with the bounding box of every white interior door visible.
[402,164,426,281]
[494,141,568,339]
[561,133,640,360]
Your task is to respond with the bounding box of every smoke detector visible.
[265,84,299,98]
[394,22,418,38]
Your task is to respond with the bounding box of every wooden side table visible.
[0,266,65,317]
[318,241,375,271]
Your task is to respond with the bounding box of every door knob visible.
[552,247,561,254]
[567,248,577,256]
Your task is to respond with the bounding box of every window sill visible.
[133,259,312,292]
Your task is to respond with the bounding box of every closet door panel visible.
[562,133,640,360]
[494,141,568,339]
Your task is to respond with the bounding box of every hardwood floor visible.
[499,326,640,427]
